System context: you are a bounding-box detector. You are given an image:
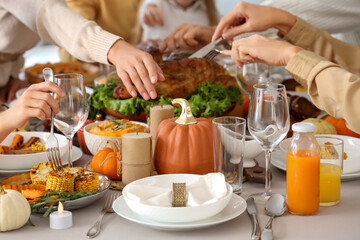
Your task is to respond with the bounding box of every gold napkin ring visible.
[172,183,187,207]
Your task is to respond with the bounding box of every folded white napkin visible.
[124,173,229,207]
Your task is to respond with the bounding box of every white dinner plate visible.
[113,194,247,231]
[0,146,82,176]
[272,135,360,181]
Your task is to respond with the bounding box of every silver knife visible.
[188,37,224,59]
[246,197,261,240]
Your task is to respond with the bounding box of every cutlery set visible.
[246,195,287,240]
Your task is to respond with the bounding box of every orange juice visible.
[320,163,343,206]
[287,150,320,215]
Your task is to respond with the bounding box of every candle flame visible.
[58,201,64,214]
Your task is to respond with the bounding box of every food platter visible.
[0,170,111,212]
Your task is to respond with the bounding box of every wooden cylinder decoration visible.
[149,105,174,170]
[122,132,151,185]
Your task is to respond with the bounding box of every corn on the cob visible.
[31,143,46,152]
[46,171,75,192]
[75,173,99,192]
[64,167,85,178]
[2,184,46,192]
[30,162,52,185]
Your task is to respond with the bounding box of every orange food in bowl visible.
[89,119,146,137]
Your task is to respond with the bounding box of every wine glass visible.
[54,73,88,168]
[235,63,270,95]
[247,82,290,201]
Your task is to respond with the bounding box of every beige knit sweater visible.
[285,18,360,133]
[0,0,122,87]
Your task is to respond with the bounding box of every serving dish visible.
[84,120,148,155]
[0,169,111,212]
[122,174,233,223]
[114,193,246,231]
[0,132,67,170]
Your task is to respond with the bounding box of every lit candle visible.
[49,202,73,230]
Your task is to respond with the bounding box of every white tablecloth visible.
[1,153,359,240]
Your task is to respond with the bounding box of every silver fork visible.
[87,192,121,238]
[43,67,62,171]
[204,48,222,60]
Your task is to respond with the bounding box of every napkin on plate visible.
[124,173,229,207]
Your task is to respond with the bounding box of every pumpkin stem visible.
[106,140,120,153]
[317,113,329,120]
[172,98,197,125]
[0,185,6,195]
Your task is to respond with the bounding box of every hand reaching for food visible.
[143,3,164,26]
[107,39,165,100]
[222,35,302,67]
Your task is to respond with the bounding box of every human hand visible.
[5,81,65,130]
[212,2,296,41]
[0,77,30,103]
[143,4,164,26]
[159,24,215,53]
[223,34,302,66]
[107,39,165,100]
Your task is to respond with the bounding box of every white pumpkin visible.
[0,187,31,232]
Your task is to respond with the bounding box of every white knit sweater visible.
[0,0,121,87]
[261,0,360,46]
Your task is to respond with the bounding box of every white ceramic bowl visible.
[244,138,263,168]
[83,121,122,155]
[0,132,67,170]
[84,120,148,155]
[122,174,233,223]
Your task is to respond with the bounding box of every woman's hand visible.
[212,2,297,41]
[107,40,165,100]
[224,34,302,66]
[143,4,164,26]
[159,24,215,53]
[1,82,65,134]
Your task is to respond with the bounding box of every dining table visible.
[1,151,360,240]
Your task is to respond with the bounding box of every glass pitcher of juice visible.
[286,122,320,215]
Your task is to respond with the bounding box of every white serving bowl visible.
[122,174,233,223]
[83,121,122,155]
[244,138,263,168]
[0,132,67,170]
[84,120,148,155]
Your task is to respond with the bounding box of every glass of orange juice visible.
[317,136,344,207]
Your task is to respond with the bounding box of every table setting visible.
[1,51,360,240]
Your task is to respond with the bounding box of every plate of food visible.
[0,132,68,170]
[0,163,111,215]
[272,134,360,180]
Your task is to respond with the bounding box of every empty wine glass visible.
[235,63,270,95]
[247,82,290,202]
[54,73,88,168]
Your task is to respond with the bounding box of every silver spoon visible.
[261,194,287,240]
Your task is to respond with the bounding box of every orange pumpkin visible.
[91,141,121,180]
[324,116,360,138]
[154,98,214,174]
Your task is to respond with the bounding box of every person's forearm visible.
[0,111,17,142]
[284,18,360,74]
[286,50,360,134]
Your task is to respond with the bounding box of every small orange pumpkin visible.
[324,116,360,138]
[154,98,214,174]
[91,141,121,180]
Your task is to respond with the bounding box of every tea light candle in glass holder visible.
[49,202,73,230]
